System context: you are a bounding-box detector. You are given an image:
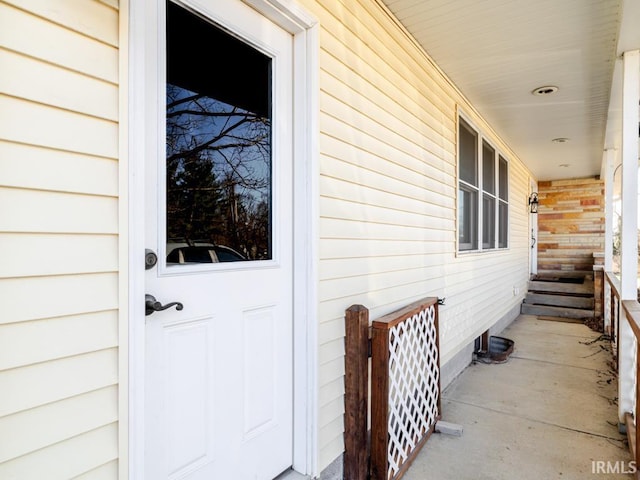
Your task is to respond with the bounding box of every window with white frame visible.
[458,116,509,252]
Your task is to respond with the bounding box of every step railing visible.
[344,297,441,480]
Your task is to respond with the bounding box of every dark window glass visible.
[458,186,478,250]
[459,120,477,186]
[499,202,508,248]
[482,141,495,194]
[165,2,273,264]
[483,194,495,249]
[499,156,508,201]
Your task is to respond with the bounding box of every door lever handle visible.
[145,294,184,316]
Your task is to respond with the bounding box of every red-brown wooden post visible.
[344,305,370,480]
[370,323,390,480]
[434,301,443,416]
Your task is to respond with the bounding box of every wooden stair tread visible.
[521,303,594,319]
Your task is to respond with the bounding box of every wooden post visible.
[370,323,389,480]
[344,305,370,480]
[434,302,442,417]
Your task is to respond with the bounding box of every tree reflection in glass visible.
[165,2,272,264]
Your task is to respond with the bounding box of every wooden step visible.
[536,269,594,279]
[523,293,594,309]
[528,280,593,295]
[521,303,594,319]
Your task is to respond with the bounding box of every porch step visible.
[537,269,594,278]
[522,275,595,320]
[521,303,595,319]
[528,280,593,296]
[523,293,594,309]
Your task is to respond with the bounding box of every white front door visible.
[143,1,294,479]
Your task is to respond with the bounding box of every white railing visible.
[605,271,640,478]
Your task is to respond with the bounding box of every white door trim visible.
[123,1,319,478]
[529,179,538,276]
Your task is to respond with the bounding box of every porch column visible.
[602,149,615,333]
[618,49,639,426]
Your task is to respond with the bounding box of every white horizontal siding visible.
[319,112,454,180]
[0,273,119,325]
[0,49,118,122]
[0,348,118,418]
[320,73,454,167]
[318,338,344,367]
[299,0,533,472]
[0,141,118,196]
[320,217,452,245]
[0,0,120,478]
[2,0,118,47]
[319,50,456,146]
[319,237,454,260]
[0,2,118,83]
[0,234,119,278]
[72,460,119,480]
[0,188,118,234]
[0,311,118,370]
[320,167,454,217]
[0,423,118,480]
[0,386,118,463]
[0,95,118,159]
[321,133,453,196]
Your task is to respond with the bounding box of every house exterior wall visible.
[537,177,605,276]
[0,0,120,478]
[0,0,536,477]
[296,0,533,471]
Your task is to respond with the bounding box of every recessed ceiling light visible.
[532,85,559,96]
[552,137,570,143]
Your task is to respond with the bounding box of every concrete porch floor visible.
[404,314,631,480]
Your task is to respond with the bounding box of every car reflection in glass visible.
[167,244,246,265]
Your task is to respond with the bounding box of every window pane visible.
[499,201,508,248]
[459,119,477,185]
[482,141,495,194]
[482,194,495,249]
[459,186,478,250]
[499,156,508,201]
[166,2,272,264]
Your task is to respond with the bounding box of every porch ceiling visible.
[381,0,635,182]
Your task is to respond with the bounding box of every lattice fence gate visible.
[344,297,441,480]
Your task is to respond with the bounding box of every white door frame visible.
[121,1,319,477]
[529,179,538,276]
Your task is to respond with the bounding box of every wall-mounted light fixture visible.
[528,192,539,213]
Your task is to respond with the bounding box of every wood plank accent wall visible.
[537,177,604,276]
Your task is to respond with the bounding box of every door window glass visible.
[166,2,272,265]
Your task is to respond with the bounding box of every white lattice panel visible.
[386,305,439,479]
